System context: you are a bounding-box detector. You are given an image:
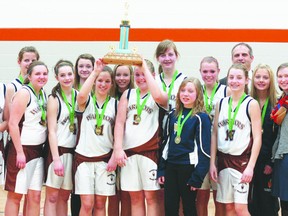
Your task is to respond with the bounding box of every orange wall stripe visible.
[1,28,288,42]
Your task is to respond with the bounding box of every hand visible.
[16,152,26,169]
[209,164,218,182]
[93,58,106,74]
[107,153,118,172]
[158,176,165,184]
[241,166,253,183]
[263,165,273,175]
[114,149,127,167]
[53,159,64,176]
[190,186,198,191]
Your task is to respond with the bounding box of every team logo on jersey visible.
[149,169,157,181]
[235,182,248,194]
[107,173,116,185]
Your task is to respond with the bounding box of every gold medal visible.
[135,115,141,123]
[39,120,47,127]
[95,126,102,135]
[228,130,234,140]
[175,136,181,144]
[69,124,75,133]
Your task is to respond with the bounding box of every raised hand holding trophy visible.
[102,1,142,66]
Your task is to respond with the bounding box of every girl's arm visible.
[242,99,262,183]
[113,90,128,166]
[4,83,16,127]
[8,89,30,169]
[77,59,104,111]
[210,102,220,182]
[0,95,8,132]
[47,95,64,176]
[141,60,168,108]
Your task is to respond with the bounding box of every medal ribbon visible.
[18,74,24,84]
[28,84,46,122]
[161,70,178,102]
[176,109,193,138]
[228,93,246,132]
[260,98,269,126]
[136,88,150,118]
[92,95,110,128]
[204,83,218,114]
[61,89,75,126]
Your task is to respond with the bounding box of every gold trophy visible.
[102,1,142,66]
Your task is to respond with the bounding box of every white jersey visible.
[0,83,5,141]
[11,78,23,93]
[75,96,117,157]
[217,95,253,155]
[123,89,160,150]
[203,83,227,121]
[54,90,78,148]
[156,72,186,111]
[21,85,47,145]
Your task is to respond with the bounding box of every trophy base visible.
[102,52,142,66]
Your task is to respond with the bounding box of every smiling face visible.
[56,65,75,89]
[134,66,148,90]
[115,65,131,92]
[227,67,248,93]
[277,67,288,93]
[28,65,48,91]
[95,71,113,97]
[77,58,93,81]
[18,52,38,75]
[179,82,197,108]
[157,47,178,72]
[253,68,270,93]
[200,61,220,87]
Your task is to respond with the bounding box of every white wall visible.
[1,41,287,94]
[1,0,288,29]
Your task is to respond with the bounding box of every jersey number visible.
[225,129,235,141]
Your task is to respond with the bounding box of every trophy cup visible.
[102,1,142,66]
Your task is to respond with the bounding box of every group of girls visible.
[157,44,288,216]
[1,40,288,216]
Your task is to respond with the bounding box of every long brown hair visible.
[74,53,95,90]
[155,39,179,74]
[51,60,74,98]
[110,65,134,98]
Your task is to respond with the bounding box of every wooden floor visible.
[0,186,216,216]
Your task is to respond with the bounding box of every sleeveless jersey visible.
[20,85,47,145]
[202,83,227,120]
[156,72,186,111]
[0,83,5,141]
[217,95,253,155]
[54,90,78,148]
[123,89,161,150]
[11,78,23,93]
[75,96,117,157]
